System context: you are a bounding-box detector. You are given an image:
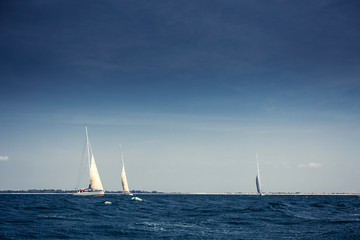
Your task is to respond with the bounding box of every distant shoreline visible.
[0,192,359,196]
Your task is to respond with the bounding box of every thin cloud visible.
[309,162,322,168]
[298,162,322,168]
[0,156,9,161]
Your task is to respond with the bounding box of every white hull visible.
[73,190,104,196]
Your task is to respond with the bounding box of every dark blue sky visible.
[2,0,359,112]
[1,0,360,192]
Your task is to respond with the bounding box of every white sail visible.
[121,165,129,192]
[73,125,104,196]
[120,145,130,193]
[89,154,104,190]
[256,153,263,195]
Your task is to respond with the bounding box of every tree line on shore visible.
[0,189,162,194]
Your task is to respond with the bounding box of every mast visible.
[120,144,125,167]
[256,153,263,195]
[85,125,91,180]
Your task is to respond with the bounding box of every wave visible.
[1,194,360,239]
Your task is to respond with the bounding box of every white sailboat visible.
[255,153,263,196]
[120,145,130,194]
[74,125,104,196]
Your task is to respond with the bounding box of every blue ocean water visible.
[0,194,359,239]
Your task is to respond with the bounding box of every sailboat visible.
[74,125,104,196]
[120,145,131,194]
[255,153,263,196]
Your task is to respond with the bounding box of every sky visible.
[0,0,360,193]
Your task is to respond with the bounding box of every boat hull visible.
[73,190,104,196]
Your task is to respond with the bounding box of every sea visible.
[0,194,359,239]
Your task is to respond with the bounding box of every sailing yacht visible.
[255,153,263,196]
[74,126,104,196]
[120,145,130,194]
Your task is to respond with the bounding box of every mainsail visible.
[89,154,104,190]
[121,165,129,192]
[256,153,263,195]
[86,126,103,191]
[120,145,130,193]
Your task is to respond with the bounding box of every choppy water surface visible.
[0,194,359,239]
